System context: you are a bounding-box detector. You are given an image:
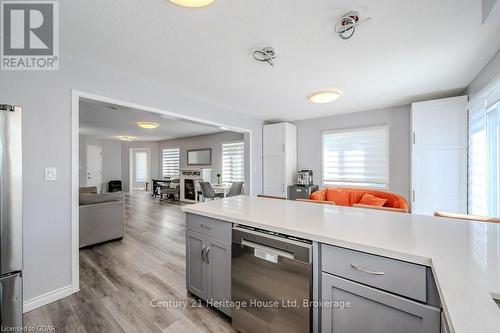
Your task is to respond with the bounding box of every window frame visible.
[221,140,245,183]
[162,147,180,179]
[321,125,390,189]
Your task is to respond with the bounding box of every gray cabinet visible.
[186,214,231,317]
[186,230,207,299]
[321,273,441,333]
[206,237,231,315]
[317,244,441,333]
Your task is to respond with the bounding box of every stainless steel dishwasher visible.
[232,225,312,333]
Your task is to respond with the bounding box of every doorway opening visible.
[71,90,253,295]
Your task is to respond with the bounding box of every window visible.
[322,126,389,188]
[162,148,180,178]
[222,141,244,183]
[468,81,500,217]
[468,100,487,216]
[135,151,148,182]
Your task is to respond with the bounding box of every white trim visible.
[23,285,73,313]
[71,90,254,305]
[71,91,80,294]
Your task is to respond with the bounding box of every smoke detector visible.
[335,11,371,40]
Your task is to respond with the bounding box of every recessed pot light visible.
[169,0,215,8]
[137,122,159,129]
[116,136,134,141]
[308,89,342,104]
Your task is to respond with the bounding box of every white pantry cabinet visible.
[411,96,468,215]
[263,122,297,198]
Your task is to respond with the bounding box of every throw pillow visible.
[359,193,387,207]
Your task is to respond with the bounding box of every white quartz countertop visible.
[181,196,500,333]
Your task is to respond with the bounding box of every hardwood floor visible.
[24,192,236,333]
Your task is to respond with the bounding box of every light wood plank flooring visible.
[24,192,236,333]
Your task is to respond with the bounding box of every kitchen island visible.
[181,195,500,333]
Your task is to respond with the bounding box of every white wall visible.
[79,135,122,192]
[121,141,161,193]
[293,105,411,200]
[466,48,500,99]
[158,131,245,185]
[0,56,263,304]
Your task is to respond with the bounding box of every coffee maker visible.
[297,170,313,186]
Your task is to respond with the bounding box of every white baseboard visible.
[23,285,75,313]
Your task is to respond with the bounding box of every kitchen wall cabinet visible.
[263,122,297,198]
[186,214,231,316]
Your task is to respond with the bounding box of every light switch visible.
[45,167,57,181]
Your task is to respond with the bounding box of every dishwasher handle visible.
[242,239,294,263]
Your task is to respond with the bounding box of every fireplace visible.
[179,168,212,202]
[184,179,196,201]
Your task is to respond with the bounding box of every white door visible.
[86,145,103,192]
[263,123,286,197]
[411,96,468,215]
[130,148,150,192]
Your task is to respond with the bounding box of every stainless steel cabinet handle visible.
[201,224,212,230]
[206,247,210,264]
[351,264,385,276]
[201,244,206,262]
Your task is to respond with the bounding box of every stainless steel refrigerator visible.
[0,104,23,329]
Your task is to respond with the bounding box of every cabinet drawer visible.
[186,214,231,243]
[321,273,440,333]
[321,244,427,302]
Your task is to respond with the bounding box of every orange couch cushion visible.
[309,187,409,212]
[326,188,351,206]
[359,193,387,207]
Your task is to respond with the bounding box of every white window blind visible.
[135,151,148,182]
[486,102,500,216]
[322,126,389,188]
[468,99,487,216]
[222,141,244,183]
[162,148,180,178]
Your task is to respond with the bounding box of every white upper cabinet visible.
[263,122,297,198]
[411,96,468,215]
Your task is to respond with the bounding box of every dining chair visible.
[226,182,244,197]
[199,182,224,201]
[434,211,500,224]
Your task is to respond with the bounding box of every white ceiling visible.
[64,0,500,121]
[79,99,225,141]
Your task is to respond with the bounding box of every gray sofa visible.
[79,187,125,248]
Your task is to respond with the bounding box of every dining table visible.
[212,183,232,197]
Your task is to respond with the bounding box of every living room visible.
[0,0,500,332]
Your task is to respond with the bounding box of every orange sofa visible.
[308,188,409,213]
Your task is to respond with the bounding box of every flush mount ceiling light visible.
[137,122,159,129]
[169,0,215,8]
[308,89,343,104]
[116,136,135,141]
